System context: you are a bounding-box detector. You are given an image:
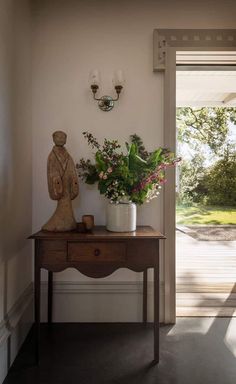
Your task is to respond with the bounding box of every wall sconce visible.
[89,69,124,111]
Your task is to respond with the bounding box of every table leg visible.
[143,269,148,324]
[153,247,160,363]
[48,271,53,325]
[34,240,41,365]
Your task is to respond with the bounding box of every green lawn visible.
[176,205,236,225]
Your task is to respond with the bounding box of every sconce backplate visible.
[98,96,114,112]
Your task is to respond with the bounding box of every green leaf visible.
[147,148,163,167]
[95,151,106,171]
[85,173,99,184]
[129,143,148,172]
[98,181,107,194]
[129,143,137,156]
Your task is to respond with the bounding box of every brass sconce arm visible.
[113,85,123,101]
[91,84,100,101]
[91,84,123,101]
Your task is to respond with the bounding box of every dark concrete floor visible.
[4,318,236,384]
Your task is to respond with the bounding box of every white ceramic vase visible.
[106,201,137,232]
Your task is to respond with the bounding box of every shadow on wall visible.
[0,118,32,367]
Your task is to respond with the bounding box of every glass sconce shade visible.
[112,70,125,87]
[89,69,101,86]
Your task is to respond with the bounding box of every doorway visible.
[176,68,236,316]
[154,29,236,323]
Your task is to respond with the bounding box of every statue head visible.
[53,131,67,147]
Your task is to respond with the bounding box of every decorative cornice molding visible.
[153,29,236,71]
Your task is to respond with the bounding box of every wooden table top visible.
[29,226,166,240]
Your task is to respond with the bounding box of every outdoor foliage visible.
[177,107,236,156]
[178,152,236,206]
[77,132,180,204]
[177,154,207,205]
[177,107,236,207]
[205,151,236,206]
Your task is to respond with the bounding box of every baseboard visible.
[0,283,33,384]
[40,280,165,323]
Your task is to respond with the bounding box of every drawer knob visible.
[94,248,100,256]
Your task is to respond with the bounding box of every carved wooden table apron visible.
[29,226,165,364]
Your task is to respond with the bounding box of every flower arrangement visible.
[77,132,180,205]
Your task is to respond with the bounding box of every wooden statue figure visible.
[42,131,79,231]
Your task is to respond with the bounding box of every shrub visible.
[178,155,207,205]
[205,153,236,206]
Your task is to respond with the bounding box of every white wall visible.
[0,0,33,381]
[31,0,236,322]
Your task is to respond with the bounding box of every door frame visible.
[153,29,236,323]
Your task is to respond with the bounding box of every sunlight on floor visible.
[224,320,236,358]
[167,318,236,362]
[167,317,215,336]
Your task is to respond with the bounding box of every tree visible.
[177,107,236,156]
[178,154,208,205]
[205,149,236,206]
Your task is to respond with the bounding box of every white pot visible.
[106,201,137,232]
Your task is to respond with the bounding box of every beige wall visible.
[31,0,236,321]
[0,0,234,376]
[0,0,32,380]
[0,2,236,375]
[32,0,165,291]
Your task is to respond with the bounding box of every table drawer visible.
[126,240,157,265]
[40,240,67,263]
[68,241,126,262]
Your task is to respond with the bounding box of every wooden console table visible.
[29,226,165,363]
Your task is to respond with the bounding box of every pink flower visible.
[107,167,113,173]
[159,178,167,184]
[103,174,108,180]
[99,171,104,179]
